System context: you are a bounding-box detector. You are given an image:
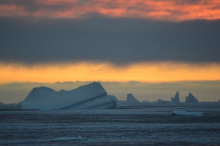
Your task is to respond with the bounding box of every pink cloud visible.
[0,0,219,21]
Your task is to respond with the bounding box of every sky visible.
[0,0,220,103]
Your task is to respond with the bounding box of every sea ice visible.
[51,136,87,142]
[172,110,203,116]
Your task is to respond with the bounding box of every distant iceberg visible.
[171,92,180,103]
[21,82,118,110]
[185,93,199,103]
[0,102,21,110]
[126,93,141,105]
[157,99,169,104]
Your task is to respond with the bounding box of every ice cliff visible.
[21,82,118,110]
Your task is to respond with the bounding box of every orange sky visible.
[0,0,220,21]
[1,1,220,84]
[1,62,220,84]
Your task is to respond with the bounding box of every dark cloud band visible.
[0,17,220,65]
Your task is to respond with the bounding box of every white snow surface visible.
[172,110,203,116]
[21,82,118,110]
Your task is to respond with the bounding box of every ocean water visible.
[0,104,220,146]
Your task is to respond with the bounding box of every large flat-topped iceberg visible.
[21,82,118,110]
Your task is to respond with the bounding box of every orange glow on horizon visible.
[1,62,220,84]
[0,0,220,21]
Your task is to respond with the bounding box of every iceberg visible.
[172,110,203,116]
[157,99,169,104]
[126,93,141,105]
[21,82,118,110]
[0,102,21,110]
[185,93,199,103]
[171,92,180,103]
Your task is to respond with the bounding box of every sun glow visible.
[1,62,220,84]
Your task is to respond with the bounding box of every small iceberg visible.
[185,93,199,103]
[172,110,203,116]
[171,92,180,103]
[126,93,141,105]
[51,136,87,142]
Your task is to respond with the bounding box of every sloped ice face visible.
[185,93,199,103]
[23,87,56,103]
[21,82,118,110]
[64,95,118,110]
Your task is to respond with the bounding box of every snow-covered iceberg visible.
[21,82,118,110]
[185,93,199,103]
[171,92,180,103]
[172,110,203,116]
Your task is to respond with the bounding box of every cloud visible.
[1,62,220,84]
[0,17,220,65]
[0,0,220,20]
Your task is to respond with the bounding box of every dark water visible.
[0,104,220,146]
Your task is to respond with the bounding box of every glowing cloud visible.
[1,62,220,84]
[0,0,220,21]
